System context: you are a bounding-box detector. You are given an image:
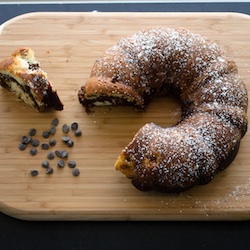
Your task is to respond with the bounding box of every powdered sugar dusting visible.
[84,27,248,192]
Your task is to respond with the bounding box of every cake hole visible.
[142,96,182,127]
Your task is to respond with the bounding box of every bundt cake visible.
[0,47,63,111]
[78,27,248,192]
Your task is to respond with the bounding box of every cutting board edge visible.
[1,199,250,221]
[1,11,250,29]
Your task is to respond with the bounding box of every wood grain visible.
[0,12,250,220]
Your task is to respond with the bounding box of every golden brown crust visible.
[79,27,248,192]
[0,47,63,111]
[78,76,145,111]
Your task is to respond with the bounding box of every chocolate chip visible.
[30,169,39,176]
[57,159,65,168]
[31,138,40,147]
[71,122,78,131]
[42,130,50,138]
[55,150,63,158]
[28,128,37,136]
[74,130,82,137]
[62,124,70,133]
[49,138,56,146]
[21,135,31,144]
[49,126,56,135]
[29,148,37,156]
[18,143,27,151]
[46,167,53,174]
[51,118,59,126]
[41,160,50,168]
[61,150,68,158]
[68,160,76,168]
[47,151,55,160]
[67,140,74,147]
[41,143,49,150]
[72,168,80,176]
[61,136,70,142]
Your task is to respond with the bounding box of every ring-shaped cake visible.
[79,27,248,192]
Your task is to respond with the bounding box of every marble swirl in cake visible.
[79,27,248,192]
[0,47,63,111]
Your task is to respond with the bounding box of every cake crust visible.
[0,47,63,111]
[79,27,248,192]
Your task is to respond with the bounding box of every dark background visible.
[0,2,250,250]
[1,2,250,24]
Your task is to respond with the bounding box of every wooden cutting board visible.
[0,12,250,220]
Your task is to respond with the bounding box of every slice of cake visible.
[0,47,63,111]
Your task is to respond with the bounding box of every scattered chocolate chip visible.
[61,150,68,158]
[42,130,50,138]
[31,138,40,147]
[18,143,27,151]
[20,118,83,177]
[21,135,31,144]
[29,148,37,156]
[57,159,65,168]
[55,150,63,158]
[74,130,82,137]
[47,151,55,160]
[55,150,62,158]
[28,128,37,136]
[49,138,56,146]
[61,136,70,143]
[72,168,80,176]
[62,124,70,133]
[41,160,50,168]
[67,140,74,147]
[41,143,49,150]
[30,169,39,176]
[71,122,78,131]
[49,126,56,135]
[46,167,54,174]
[51,118,59,126]
[68,160,76,168]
